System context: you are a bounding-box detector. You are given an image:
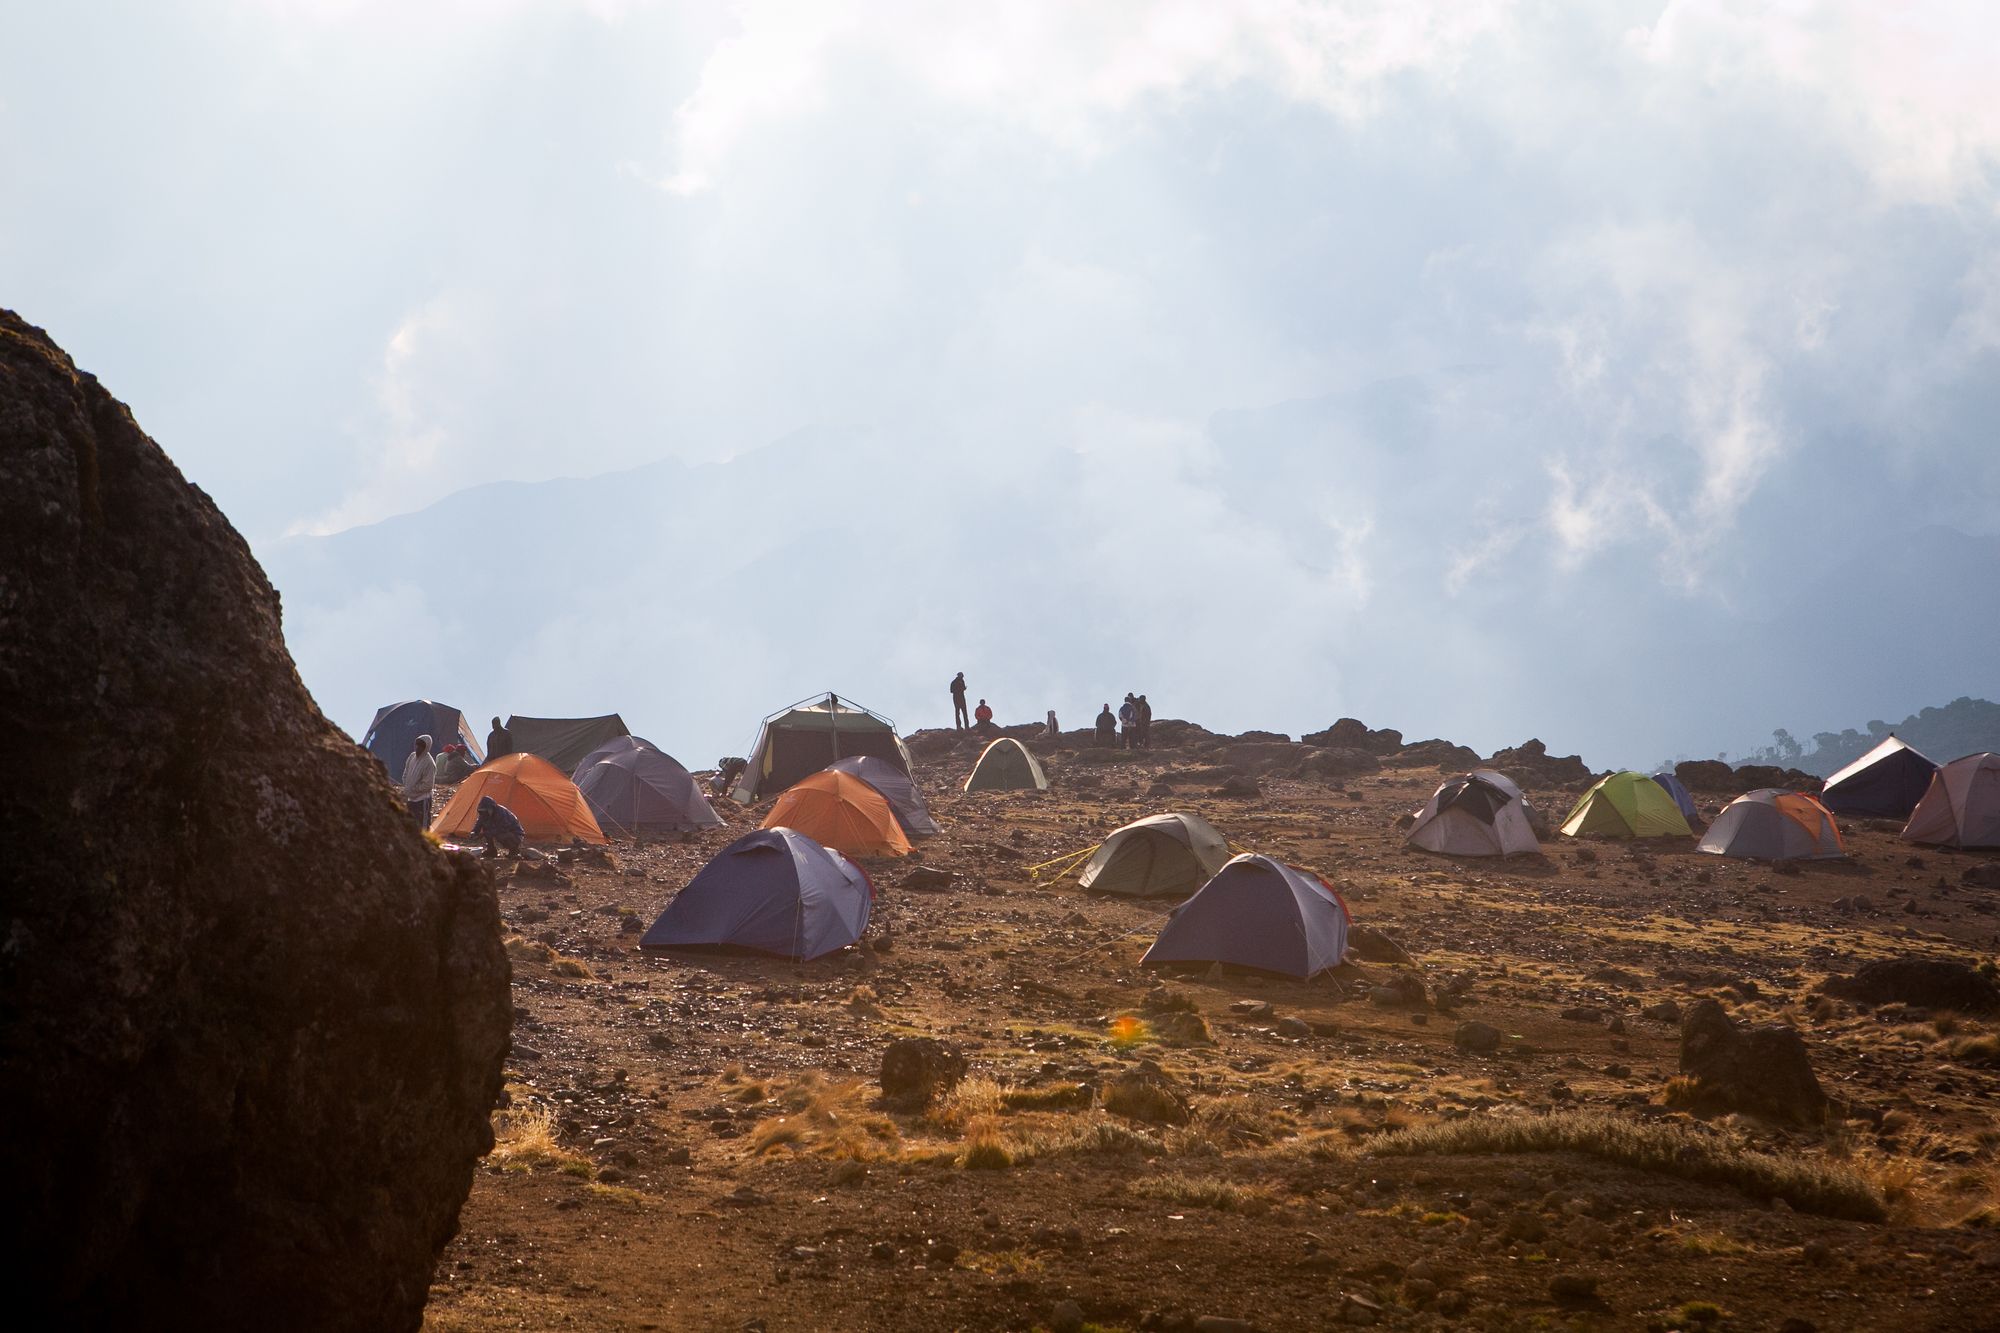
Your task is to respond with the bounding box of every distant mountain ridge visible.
[1741,697,2000,777]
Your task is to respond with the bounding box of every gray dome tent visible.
[963,736,1049,792]
[1820,735,1939,819]
[1078,812,1230,898]
[639,828,872,962]
[572,736,723,836]
[1141,854,1351,979]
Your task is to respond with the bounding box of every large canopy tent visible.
[640,828,872,962]
[1650,772,1701,825]
[963,736,1050,792]
[1698,789,1845,860]
[1405,770,1540,857]
[505,713,631,774]
[760,770,913,859]
[431,753,606,844]
[825,755,939,838]
[361,700,482,775]
[1141,854,1351,979]
[730,694,913,803]
[573,736,722,836]
[1821,735,1940,819]
[1560,771,1694,839]
[1078,812,1232,898]
[1903,752,2000,849]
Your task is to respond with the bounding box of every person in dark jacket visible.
[950,673,969,730]
[1095,704,1117,747]
[486,716,513,761]
[1118,695,1140,750]
[471,795,524,857]
[1136,694,1153,750]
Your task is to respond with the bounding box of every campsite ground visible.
[421,740,2000,1332]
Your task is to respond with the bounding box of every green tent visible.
[1560,770,1694,838]
[964,737,1049,793]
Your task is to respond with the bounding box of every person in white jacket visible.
[400,735,437,826]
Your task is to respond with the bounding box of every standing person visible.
[1045,709,1060,744]
[486,715,513,761]
[1136,694,1153,750]
[973,698,995,736]
[400,735,437,826]
[1118,694,1140,750]
[950,672,969,730]
[1095,703,1117,747]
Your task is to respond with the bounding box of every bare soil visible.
[422,749,2000,1332]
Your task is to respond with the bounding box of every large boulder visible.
[1293,747,1382,782]
[880,1037,968,1107]
[1302,718,1404,754]
[1822,959,2000,1013]
[1483,738,1591,787]
[1386,739,1483,770]
[1677,999,1826,1122]
[0,312,511,1329]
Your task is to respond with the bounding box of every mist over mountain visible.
[262,397,2000,773]
[1736,697,2000,778]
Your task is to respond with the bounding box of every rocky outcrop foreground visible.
[0,312,510,1329]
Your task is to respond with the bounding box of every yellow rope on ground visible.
[1027,842,1102,881]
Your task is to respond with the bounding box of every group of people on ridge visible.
[1099,693,1152,749]
[949,672,999,737]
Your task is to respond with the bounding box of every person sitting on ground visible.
[471,795,525,858]
[400,734,436,826]
[973,698,995,736]
[1095,703,1117,747]
[486,716,513,761]
[1118,694,1140,750]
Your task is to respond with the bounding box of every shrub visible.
[1129,1172,1273,1214]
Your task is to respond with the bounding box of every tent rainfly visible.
[1560,771,1694,839]
[760,770,912,859]
[431,753,606,844]
[731,694,913,803]
[1820,735,1939,819]
[504,713,631,774]
[639,828,872,961]
[1078,812,1232,898]
[1140,853,1351,979]
[1405,770,1540,857]
[1902,752,2000,849]
[572,736,723,835]
[824,755,939,838]
[1698,789,1844,860]
[963,736,1049,793]
[361,700,482,775]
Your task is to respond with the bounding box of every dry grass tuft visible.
[549,955,596,980]
[961,1115,1014,1170]
[488,1103,588,1174]
[503,935,555,965]
[1148,1010,1215,1046]
[1129,1171,1273,1214]
[1370,1111,1885,1221]
[1001,1083,1095,1113]
[744,1072,901,1162]
[1947,1034,2000,1066]
[585,1182,650,1210]
[1104,1079,1190,1127]
[927,1076,1004,1134]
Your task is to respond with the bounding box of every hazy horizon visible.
[7,2,1997,771]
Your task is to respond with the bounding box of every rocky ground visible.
[420,728,2000,1332]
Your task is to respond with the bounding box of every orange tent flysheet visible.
[761,769,911,858]
[432,752,607,844]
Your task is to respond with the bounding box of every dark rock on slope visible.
[1677,999,1826,1122]
[0,312,511,1329]
[1822,958,2000,1013]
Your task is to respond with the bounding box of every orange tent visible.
[432,753,607,845]
[761,770,911,858]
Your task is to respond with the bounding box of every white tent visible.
[1406,770,1540,857]
[1078,812,1232,898]
[1903,753,2000,849]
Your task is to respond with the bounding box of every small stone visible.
[1193,1318,1255,1333]
[1050,1300,1085,1333]
[1454,1021,1503,1053]
[871,1241,898,1262]
[1548,1273,1599,1304]
[1277,1016,1312,1039]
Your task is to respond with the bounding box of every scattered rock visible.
[879,1038,968,1107]
[1960,863,2000,890]
[1105,1061,1192,1126]
[1677,999,1827,1122]
[1547,1273,1600,1305]
[1560,1006,1604,1024]
[1454,1021,1503,1053]
[1215,775,1263,799]
[1276,1016,1313,1039]
[901,866,957,892]
[1050,1299,1085,1333]
[1347,926,1413,965]
[1822,958,2000,1013]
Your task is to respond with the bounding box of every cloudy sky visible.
[5,2,1997,767]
